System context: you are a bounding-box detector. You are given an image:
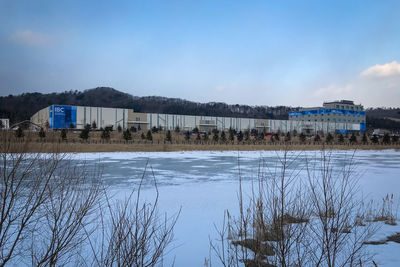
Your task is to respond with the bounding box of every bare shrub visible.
[209,149,377,267]
[306,150,376,266]
[86,165,180,267]
[1,133,179,267]
[0,135,101,266]
[30,161,101,267]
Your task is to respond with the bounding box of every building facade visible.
[31,104,363,133]
[289,100,366,131]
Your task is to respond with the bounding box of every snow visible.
[64,150,400,266]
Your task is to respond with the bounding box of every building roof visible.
[323,100,355,105]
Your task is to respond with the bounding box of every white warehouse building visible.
[31,104,362,133]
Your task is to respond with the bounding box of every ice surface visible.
[63,149,400,266]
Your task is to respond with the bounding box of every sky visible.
[0,0,400,108]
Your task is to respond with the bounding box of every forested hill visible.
[0,87,294,124]
[1,87,400,131]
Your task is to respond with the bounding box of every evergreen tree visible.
[184,131,191,141]
[166,130,172,142]
[220,131,227,142]
[175,126,180,133]
[285,132,291,142]
[244,131,250,142]
[60,128,67,140]
[325,133,334,143]
[338,133,344,143]
[382,133,391,144]
[91,121,97,129]
[117,124,122,133]
[392,135,399,143]
[258,132,264,140]
[314,134,321,142]
[152,126,158,133]
[101,128,110,140]
[196,132,201,141]
[229,128,235,142]
[213,131,219,142]
[130,126,137,132]
[146,130,153,141]
[69,122,75,129]
[274,133,280,141]
[299,132,306,143]
[349,133,357,144]
[362,133,368,144]
[371,134,379,144]
[38,127,46,139]
[193,127,199,134]
[15,127,24,138]
[79,124,91,140]
[141,132,146,140]
[203,132,209,141]
[123,129,132,141]
[237,131,244,142]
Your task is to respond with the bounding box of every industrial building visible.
[289,100,366,131]
[31,103,363,134]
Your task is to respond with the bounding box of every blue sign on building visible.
[289,109,366,117]
[49,105,77,129]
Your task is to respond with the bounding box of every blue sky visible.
[1,0,399,107]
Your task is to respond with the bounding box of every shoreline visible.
[9,142,400,153]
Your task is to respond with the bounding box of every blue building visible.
[289,100,366,132]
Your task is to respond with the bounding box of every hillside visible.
[0,87,294,124]
[1,87,399,131]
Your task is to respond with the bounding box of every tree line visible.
[1,87,400,130]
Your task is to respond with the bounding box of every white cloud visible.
[301,61,400,107]
[361,61,400,78]
[312,84,353,99]
[10,30,52,47]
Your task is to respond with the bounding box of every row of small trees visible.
[13,125,400,145]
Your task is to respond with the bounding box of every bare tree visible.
[86,165,180,267]
[209,149,377,267]
[306,150,376,267]
[1,133,179,267]
[0,135,101,267]
[0,139,57,266]
[30,161,101,267]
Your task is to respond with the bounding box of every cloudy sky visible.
[0,0,399,108]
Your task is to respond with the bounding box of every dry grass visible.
[2,130,399,153]
[8,141,399,153]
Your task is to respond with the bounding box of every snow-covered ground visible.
[70,149,400,266]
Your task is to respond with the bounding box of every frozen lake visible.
[71,149,400,266]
